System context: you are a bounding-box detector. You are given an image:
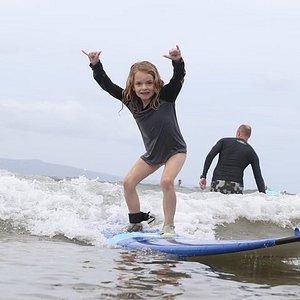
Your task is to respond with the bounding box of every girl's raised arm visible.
[82,50,101,66]
[163,45,182,62]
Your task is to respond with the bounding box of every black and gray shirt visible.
[90,59,187,165]
[201,137,265,193]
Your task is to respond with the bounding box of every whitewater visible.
[0,169,300,299]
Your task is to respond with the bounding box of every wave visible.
[0,170,299,246]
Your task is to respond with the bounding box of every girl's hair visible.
[122,61,164,113]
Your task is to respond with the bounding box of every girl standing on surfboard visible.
[82,46,186,235]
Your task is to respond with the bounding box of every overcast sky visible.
[1,0,299,193]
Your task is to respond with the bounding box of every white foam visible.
[0,170,299,245]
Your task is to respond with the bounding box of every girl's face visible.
[133,71,155,105]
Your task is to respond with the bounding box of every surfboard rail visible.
[109,228,300,257]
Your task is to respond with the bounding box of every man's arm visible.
[199,139,222,189]
[251,152,266,193]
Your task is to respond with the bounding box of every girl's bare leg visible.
[123,158,160,213]
[160,153,186,225]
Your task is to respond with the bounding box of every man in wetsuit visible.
[199,125,266,194]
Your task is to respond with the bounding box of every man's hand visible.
[199,178,207,190]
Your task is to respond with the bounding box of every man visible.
[199,124,265,194]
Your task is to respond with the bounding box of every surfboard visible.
[109,228,300,257]
[266,188,281,196]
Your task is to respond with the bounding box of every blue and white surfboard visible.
[110,228,300,257]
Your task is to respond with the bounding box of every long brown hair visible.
[122,61,164,113]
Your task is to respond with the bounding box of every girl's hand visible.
[163,45,182,61]
[82,50,101,65]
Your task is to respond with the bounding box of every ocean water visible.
[0,169,299,299]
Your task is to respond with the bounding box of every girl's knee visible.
[160,176,174,191]
[123,175,136,191]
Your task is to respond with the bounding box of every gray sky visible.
[1,0,299,193]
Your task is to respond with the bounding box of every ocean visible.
[0,169,299,299]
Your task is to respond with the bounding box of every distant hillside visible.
[0,158,122,181]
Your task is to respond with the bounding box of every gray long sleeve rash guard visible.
[90,59,187,165]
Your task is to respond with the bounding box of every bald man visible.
[199,125,266,194]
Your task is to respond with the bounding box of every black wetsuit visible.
[201,138,265,193]
[90,59,187,165]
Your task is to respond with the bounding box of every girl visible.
[83,46,187,235]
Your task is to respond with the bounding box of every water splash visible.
[0,170,299,246]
